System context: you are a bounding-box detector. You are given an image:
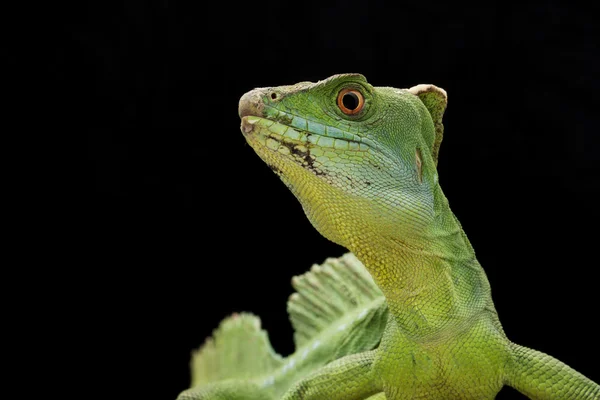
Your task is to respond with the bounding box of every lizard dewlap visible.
[178,74,599,400]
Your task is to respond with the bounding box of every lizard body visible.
[178,74,599,399]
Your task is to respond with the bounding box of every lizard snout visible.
[238,89,265,119]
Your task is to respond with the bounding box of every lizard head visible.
[239,74,447,249]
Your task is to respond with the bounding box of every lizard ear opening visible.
[408,84,447,166]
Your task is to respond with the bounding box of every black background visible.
[65,0,600,398]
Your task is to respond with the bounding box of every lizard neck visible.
[350,184,492,338]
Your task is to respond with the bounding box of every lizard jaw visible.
[240,115,327,179]
[240,115,259,136]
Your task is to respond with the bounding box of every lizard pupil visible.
[337,89,364,115]
[342,93,359,110]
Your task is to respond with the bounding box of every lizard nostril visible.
[270,92,278,100]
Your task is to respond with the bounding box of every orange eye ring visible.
[337,89,365,115]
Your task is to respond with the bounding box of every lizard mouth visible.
[240,115,374,179]
[241,115,371,154]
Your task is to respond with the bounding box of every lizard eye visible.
[337,89,364,115]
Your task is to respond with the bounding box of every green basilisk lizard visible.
[177,74,599,399]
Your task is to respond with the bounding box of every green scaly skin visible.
[232,74,599,399]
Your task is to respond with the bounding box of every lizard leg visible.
[506,343,600,399]
[282,350,380,400]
